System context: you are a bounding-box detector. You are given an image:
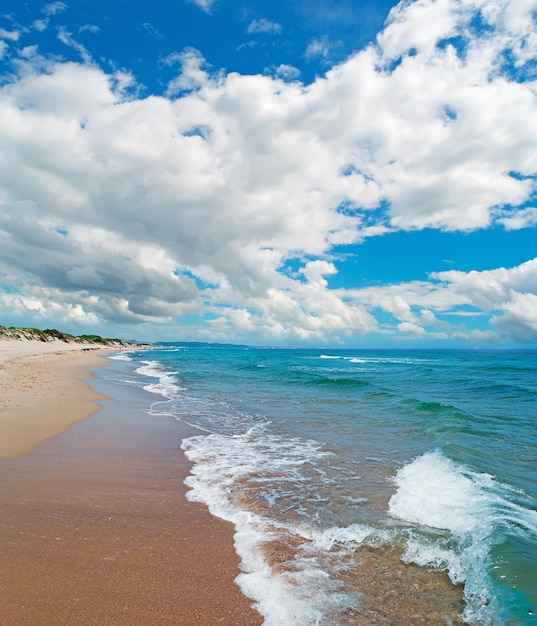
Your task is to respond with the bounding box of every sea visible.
[107,345,537,625]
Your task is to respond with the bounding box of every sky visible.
[0,0,536,348]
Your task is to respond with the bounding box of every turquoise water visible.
[113,347,537,625]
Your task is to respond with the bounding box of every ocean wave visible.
[181,429,392,625]
[124,346,537,624]
[320,354,432,365]
[389,451,537,624]
[108,352,132,361]
[135,360,184,399]
[308,376,371,388]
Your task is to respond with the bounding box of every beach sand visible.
[0,340,113,459]
[0,340,262,625]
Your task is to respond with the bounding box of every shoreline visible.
[0,341,262,624]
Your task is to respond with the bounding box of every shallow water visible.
[109,347,537,625]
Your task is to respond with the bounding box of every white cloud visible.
[33,19,49,32]
[164,48,211,94]
[41,2,68,17]
[0,29,21,42]
[0,289,100,327]
[79,24,101,35]
[345,258,537,343]
[247,18,282,35]
[187,0,215,14]
[57,27,93,64]
[301,260,337,285]
[306,38,331,58]
[378,0,461,59]
[1,0,537,344]
[272,64,301,80]
[19,46,40,59]
[398,321,427,335]
[0,27,22,59]
[497,207,537,230]
[432,259,537,311]
[492,292,537,341]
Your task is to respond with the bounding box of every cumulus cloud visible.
[345,258,537,343]
[493,292,537,341]
[433,260,537,342]
[0,0,536,344]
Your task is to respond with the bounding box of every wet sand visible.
[0,340,262,625]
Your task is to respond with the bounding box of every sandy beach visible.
[0,339,262,625]
[0,339,114,459]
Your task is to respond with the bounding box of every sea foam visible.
[135,360,184,399]
[181,429,389,626]
[108,352,132,361]
[389,451,537,624]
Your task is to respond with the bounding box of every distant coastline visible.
[155,340,248,349]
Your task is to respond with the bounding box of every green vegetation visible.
[77,334,123,344]
[0,325,147,347]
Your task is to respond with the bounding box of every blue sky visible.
[1,0,536,347]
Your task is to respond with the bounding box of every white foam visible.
[402,533,466,583]
[181,429,391,625]
[108,352,132,361]
[135,360,164,378]
[389,451,494,535]
[135,360,183,399]
[389,451,537,624]
[390,451,537,537]
[304,523,391,552]
[319,354,430,365]
[144,374,183,398]
[349,356,428,365]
